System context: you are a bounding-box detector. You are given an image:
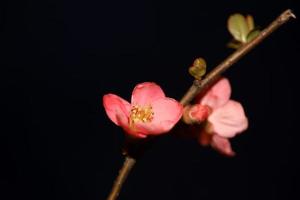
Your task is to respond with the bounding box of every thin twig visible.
[106,156,136,200]
[106,9,295,200]
[180,9,296,106]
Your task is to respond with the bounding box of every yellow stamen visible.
[129,105,154,127]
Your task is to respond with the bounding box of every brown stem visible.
[106,156,136,200]
[180,9,296,106]
[106,9,295,200]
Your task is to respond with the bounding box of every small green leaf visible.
[228,14,249,43]
[188,58,206,80]
[227,40,242,49]
[246,29,261,42]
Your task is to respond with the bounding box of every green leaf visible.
[188,58,206,80]
[246,29,260,42]
[227,40,242,49]
[227,14,249,43]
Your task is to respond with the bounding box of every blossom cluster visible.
[103,78,248,156]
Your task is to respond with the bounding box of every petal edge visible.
[131,82,165,106]
[103,94,131,127]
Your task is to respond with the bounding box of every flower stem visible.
[180,9,296,106]
[106,9,295,200]
[106,156,136,200]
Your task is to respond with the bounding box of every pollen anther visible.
[129,105,154,126]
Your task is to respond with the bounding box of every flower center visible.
[129,105,154,126]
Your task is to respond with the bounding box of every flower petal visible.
[208,100,248,138]
[135,98,183,135]
[131,82,165,106]
[103,94,131,127]
[211,135,235,156]
[198,78,231,109]
[122,125,148,138]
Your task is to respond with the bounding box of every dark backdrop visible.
[1,0,299,200]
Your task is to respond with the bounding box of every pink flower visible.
[103,82,183,138]
[188,78,248,156]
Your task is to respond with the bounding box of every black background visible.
[1,0,299,200]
